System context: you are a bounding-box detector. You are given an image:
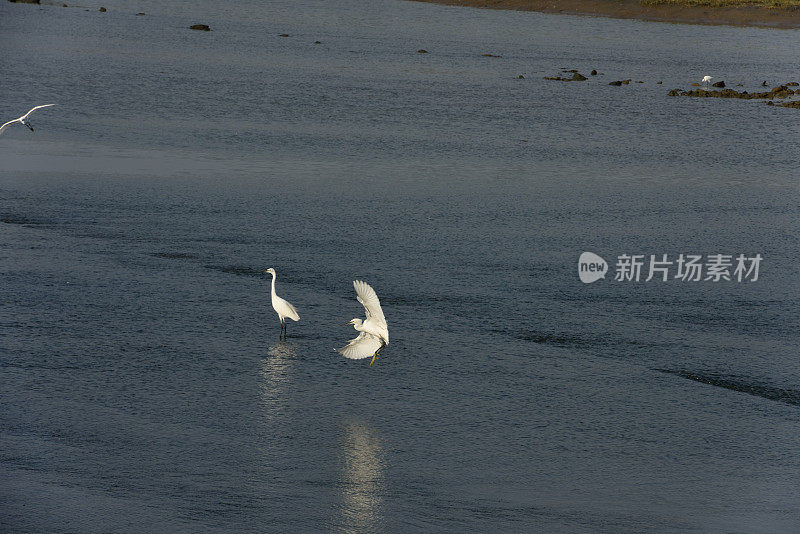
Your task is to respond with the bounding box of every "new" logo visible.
[578,252,608,283]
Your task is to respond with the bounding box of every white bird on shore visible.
[265,268,300,340]
[0,104,55,135]
[702,75,712,89]
[337,280,389,366]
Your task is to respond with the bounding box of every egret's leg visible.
[369,342,386,367]
[26,122,34,132]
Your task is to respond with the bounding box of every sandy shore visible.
[410,0,800,29]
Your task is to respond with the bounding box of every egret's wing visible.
[336,332,382,360]
[21,104,55,120]
[284,299,300,321]
[353,280,386,325]
[0,119,19,134]
[273,295,300,321]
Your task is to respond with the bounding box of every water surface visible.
[1,1,799,532]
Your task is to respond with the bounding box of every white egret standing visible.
[702,75,712,89]
[337,280,389,366]
[0,104,56,135]
[264,268,300,340]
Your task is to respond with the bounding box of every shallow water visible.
[1,1,799,532]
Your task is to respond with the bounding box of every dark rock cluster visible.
[668,83,800,109]
[668,84,798,100]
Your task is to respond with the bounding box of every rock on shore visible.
[544,71,587,81]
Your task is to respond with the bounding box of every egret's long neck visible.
[270,273,277,299]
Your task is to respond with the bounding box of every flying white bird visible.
[265,268,300,340]
[337,280,389,366]
[0,104,56,135]
[702,75,712,89]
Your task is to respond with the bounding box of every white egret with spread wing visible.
[337,280,389,366]
[0,104,55,135]
[265,268,299,339]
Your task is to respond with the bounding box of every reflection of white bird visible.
[265,268,300,339]
[339,422,384,531]
[0,104,55,135]
[702,75,712,89]
[337,280,389,366]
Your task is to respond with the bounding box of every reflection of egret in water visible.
[337,422,386,533]
[258,342,298,420]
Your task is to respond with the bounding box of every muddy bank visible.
[409,0,800,29]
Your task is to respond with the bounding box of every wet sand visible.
[410,0,800,29]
